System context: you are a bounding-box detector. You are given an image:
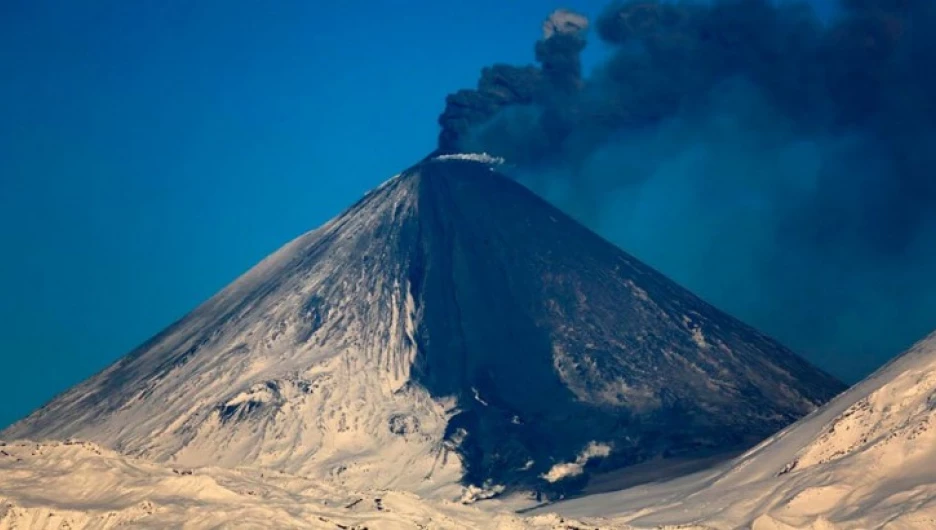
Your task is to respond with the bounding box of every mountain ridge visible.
[544,329,936,529]
[2,156,844,497]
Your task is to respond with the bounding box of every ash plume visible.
[435,0,936,381]
[436,9,588,154]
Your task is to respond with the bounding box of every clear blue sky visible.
[0,0,620,428]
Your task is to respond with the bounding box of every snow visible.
[432,152,505,165]
[536,330,936,529]
[0,160,852,526]
[1,173,461,495]
[0,440,620,529]
[4,161,839,496]
[16,340,936,530]
[470,387,488,406]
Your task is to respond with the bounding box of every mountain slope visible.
[0,440,616,530]
[546,330,936,529]
[2,156,843,496]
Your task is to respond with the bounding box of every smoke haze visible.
[437,0,936,382]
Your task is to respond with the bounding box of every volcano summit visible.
[2,156,843,497]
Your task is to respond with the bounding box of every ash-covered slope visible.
[2,156,843,496]
[548,331,936,529]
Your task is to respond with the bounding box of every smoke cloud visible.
[436,1,936,382]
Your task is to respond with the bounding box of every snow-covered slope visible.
[0,440,618,530]
[4,331,932,529]
[545,330,936,529]
[3,167,461,496]
[2,157,842,497]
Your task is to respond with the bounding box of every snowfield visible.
[540,331,936,529]
[6,327,936,530]
[4,297,935,530]
[0,440,616,530]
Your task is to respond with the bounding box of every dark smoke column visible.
[435,9,589,155]
[435,64,543,154]
[537,9,589,93]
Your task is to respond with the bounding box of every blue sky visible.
[0,1,623,428]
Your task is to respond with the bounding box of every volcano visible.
[2,155,843,497]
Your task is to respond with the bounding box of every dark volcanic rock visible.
[406,158,843,492]
[3,156,844,496]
